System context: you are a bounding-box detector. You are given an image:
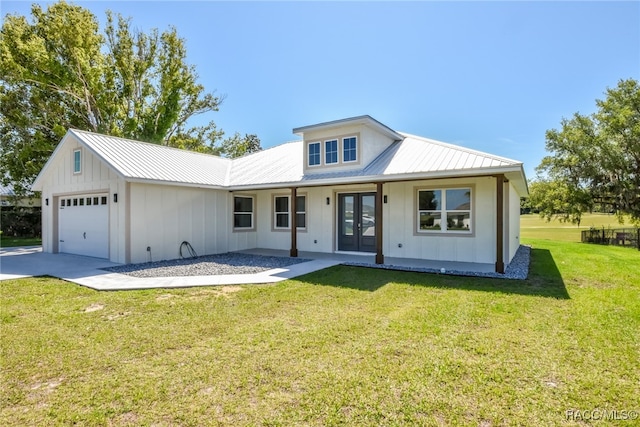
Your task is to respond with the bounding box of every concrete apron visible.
[0,247,340,290]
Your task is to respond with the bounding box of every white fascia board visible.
[124,177,227,190]
[32,130,81,191]
[293,115,403,141]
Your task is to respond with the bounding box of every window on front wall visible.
[418,188,471,233]
[274,195,306,229]
[308,142,321,166]
[343,136,357,162]
[234,196,254,229]
[73,149,81,174]
[325,139,338,164]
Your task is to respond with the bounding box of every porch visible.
[237,248,496,274]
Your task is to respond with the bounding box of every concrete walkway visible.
[0,247,340,290]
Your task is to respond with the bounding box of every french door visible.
[338,193,376,252]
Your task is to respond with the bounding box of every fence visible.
[581,227,640,250]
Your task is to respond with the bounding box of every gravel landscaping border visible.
[104,246,530,280]
[343,245,531,280]
[103,253,310,278]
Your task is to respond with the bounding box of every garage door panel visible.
[59,194,109,259]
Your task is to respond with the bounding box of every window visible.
[274,195,306,229]
[101,196,107,205]
[418,188,471,233]
[343,136,357,162]
[73,149,81,174]
[86,197,92,206]
[274,196,289,228]
[325,139,338,164]
[234,196,254,229]
[295,195,306,228]
[308,142,321,166]
[61,199,66,207]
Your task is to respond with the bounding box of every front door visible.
[338,193,376,252]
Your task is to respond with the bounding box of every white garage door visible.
[59,194,109,259]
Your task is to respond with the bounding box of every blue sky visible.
[3,1,639,179]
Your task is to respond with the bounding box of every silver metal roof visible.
[33,125,526,194]
[363,132,521,176]
[70,129,231,187]
[228,141,303,186]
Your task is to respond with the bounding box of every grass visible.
[0,235,42,248]
[520,212,635,242]
[1,230,639,425]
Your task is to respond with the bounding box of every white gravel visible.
[343,245,531,280]
[104,253,310,278]
[104,245,530,280]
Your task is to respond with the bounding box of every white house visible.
[32,116,528,273]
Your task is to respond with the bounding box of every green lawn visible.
[520,212,635,242]
[0,235,42,248]
[1,231,639,425]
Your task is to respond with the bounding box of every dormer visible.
[293,115,403,175]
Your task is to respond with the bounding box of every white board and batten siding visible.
[38,134,127,262]
[384,177,498,265]
[128,183,231,264]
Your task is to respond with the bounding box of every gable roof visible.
[293,115,403,141]
[33,129,232,190]
[33,121,528,195]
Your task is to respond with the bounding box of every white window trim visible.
[415,186,473,235]
[308,141,321,167]
[233,195,255,231]
[73,149,82,174]
[342,136,358,163]
[324,139,338,164]
[272,194,307,231]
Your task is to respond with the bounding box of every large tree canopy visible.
[535,78,640,224]
[1,1,259,197]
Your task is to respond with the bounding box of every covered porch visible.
[237,248,496,274]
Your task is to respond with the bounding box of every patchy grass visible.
[1,239,639,425]
[0,236,41,248]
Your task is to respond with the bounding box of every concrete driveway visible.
[0,246,340,290]
[0,246,120,281]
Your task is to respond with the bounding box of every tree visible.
[536,78,640,224]
[0,1,228,197]
[219,132,262,158]
[527,179,593,226]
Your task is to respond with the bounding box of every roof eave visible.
[32,129,77,191]
[293,115,403,141]
[124,177,227,190]
[227,165,527,191]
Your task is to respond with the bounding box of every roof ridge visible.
[397,132,521,165]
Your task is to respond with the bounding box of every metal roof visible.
[363,132,522,176]
[33,124,527,195]
[70,129,231,187]
[227,141,303,186]
[293,115,403,141]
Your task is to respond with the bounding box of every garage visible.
[58,193,109,259]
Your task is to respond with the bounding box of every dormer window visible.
[325,140,338,164]
[343,136,357,162]
[308,142,321,166]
